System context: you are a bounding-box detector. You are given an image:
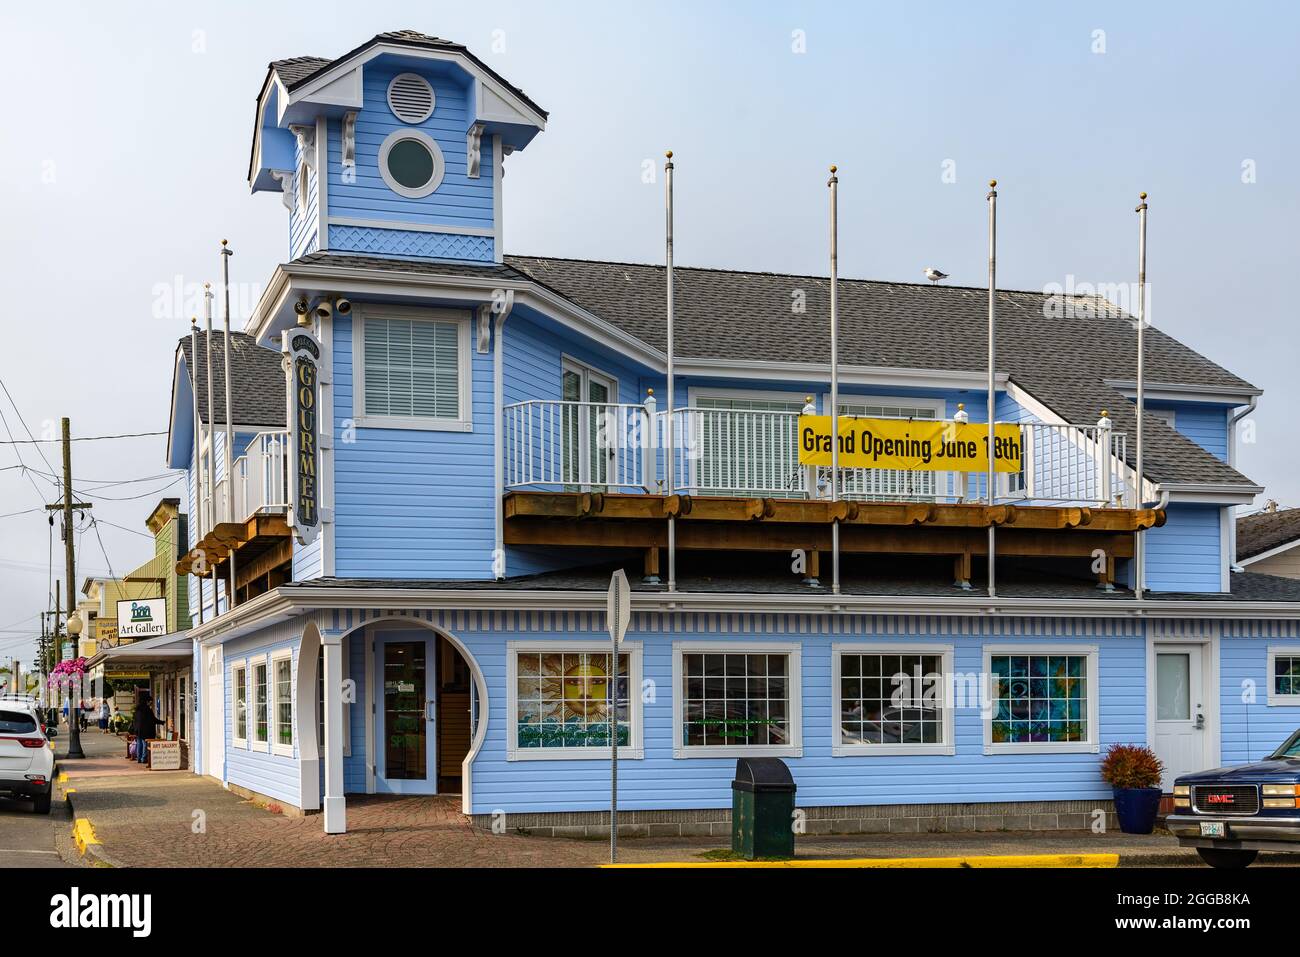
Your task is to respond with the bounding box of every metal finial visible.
[805,395,814,404]
[1139,192,1147,200]
[989,179,997,188]
[830,165,837,173]
[204,282,210,289]
[665,150,672,159]
[646,387,654,395]
[221,238,228,246]
[1101,409,1108,417]
[957,402,965,409]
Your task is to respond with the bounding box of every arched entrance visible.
[335,617,487,814]
[296,621,321,811]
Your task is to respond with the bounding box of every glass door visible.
[373,631,437,794]
[561,361,617,490]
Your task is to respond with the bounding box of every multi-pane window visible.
[1269,649,1300,705]
[362,316,461,420]
[274,656,293,751]
[233,665,247,745]
[253,662,268,745]
[838,652,945,747]
[990,653,1089,745]
[513,651,630,751]
[680,652,792,749]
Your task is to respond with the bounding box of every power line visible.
[0,376,57,474]
[0,507,44,521]
[0,430,166,444]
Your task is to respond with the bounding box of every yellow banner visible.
[798,416,1023,472]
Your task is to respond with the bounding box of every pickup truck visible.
[1167,729,1300,868]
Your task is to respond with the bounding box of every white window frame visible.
[270,650,294,757]
[352,304,473,432]
[1267,646,1300,707]
[982,644,1099,755]
[231,662,248,750]
[377,128,446,199]
[248,654,269,753]
[831,643,955,757]
[672,640,803,759]
[505,640,644,761]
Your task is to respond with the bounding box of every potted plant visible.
[1100,743,1165,834]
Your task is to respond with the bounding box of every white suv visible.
[0,703,54,813]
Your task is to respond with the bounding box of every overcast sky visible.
[2,1,1297,664]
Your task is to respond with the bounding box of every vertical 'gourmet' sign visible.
[283,331,321,545]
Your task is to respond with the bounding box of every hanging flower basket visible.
[47,657,89,689]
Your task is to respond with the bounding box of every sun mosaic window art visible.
[514,651,630,750]
[990,653,1088,744]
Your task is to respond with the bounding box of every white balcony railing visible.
[503,401,1131,508]
[197,430,291,540]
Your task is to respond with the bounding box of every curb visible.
[62,787,125,868]
[604,852,1120,869]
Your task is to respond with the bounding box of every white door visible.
[1153,644,1207,791]
[204,645,224,780]
[561,361,617,489]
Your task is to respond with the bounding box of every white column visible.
[322,634,346,834]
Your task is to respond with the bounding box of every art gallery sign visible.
[117,598,167,640]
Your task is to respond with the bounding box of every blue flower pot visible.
[1113,787,1163,834]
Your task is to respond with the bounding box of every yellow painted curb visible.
[72,818,100,856]
[57,771,68,783]
[603,853,1119,869]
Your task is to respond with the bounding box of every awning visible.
[87,631,193,673]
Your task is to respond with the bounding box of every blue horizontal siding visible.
[452,628,1144,814]
[222,621,303,807]
[1220,639,1300,763]
[1146,402,1230,462]
[1145,503,1224,593]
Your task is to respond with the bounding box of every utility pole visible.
[45,418,88,759]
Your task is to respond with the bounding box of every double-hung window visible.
[251,658,269,752]
[271,652,293,755]
[832,644,954,756]
[672,642,802,758]
[506,641,643,760]
[983,645,1099,754]
[1268,647,1300,706]
[232,664,247,748]
[354,306,472,432]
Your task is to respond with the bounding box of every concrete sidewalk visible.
[57,754,1300,867]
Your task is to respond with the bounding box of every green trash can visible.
[731,757,797,860]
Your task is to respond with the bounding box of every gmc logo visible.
[1206,793,1236,805]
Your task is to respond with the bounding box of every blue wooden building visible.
[167,30,1300,836]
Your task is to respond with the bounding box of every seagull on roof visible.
[924,267,949,284]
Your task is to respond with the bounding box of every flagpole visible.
[986,180,998,599]
[189,316,204,626]
[203,282,218,614]
[1134,192,1148,600]
[828,165,840,596]
[221,240,237,609]
[664,151,676,594]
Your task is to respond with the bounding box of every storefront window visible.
[990,653,1088,744]
[274,656,292,749]
[514,651,630,751]
[838,651,945,747]
[254,662,268,744]
[681,652,790,747]
[233,665,247,745]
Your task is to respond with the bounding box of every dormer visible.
[247,30,547,264]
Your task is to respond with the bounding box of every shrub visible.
[1100,743,1164,789]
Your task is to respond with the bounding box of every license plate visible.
[1200,822,1226,838]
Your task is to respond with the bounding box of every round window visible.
[377,130,445,199]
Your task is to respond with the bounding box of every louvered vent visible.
[387,73,435,123]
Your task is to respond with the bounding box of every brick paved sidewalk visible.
[60,758,1284,867]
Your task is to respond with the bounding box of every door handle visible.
[1195,713,1205,730]
[427,700,436,722]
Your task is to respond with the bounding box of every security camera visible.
[293,296,310,316]
[334,297,352,315]
[314,300,333,321]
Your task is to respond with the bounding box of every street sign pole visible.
[606,569,630,864]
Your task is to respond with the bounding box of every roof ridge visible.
[503,253,1120,301]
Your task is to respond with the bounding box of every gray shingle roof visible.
[504,256,1258,490]
[267,29,547,118]
[177,331,285,428]
[291,250,526,283]
[1237,508,1300,560]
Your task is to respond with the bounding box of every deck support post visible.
[953,552,972,590]
[642,546,660,584]
[804,548,821,588]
